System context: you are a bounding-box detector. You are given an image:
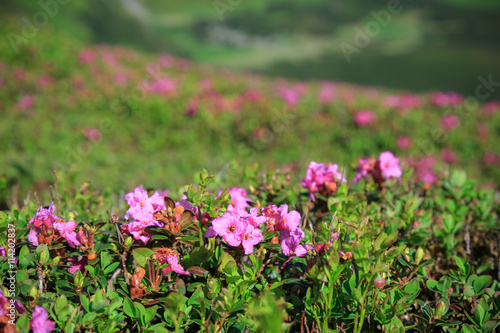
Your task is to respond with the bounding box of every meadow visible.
[0,8,499,332]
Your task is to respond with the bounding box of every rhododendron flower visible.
[83,127,101,142]
[211,214,244,247]
[28,228,40,246]
[353,157,376,184]
[78,49,95,65]
[277,86,301,107]
[378,151,402,179]
[442,149,458,164]
[412,156,438,186]
[67,257,88,275]
[302,162,346,198]
[354,152,402,184]
[228,187,251,210]
[17,95,35,110]
[430,92,463,107]
[280,228,309,258]
[53,220,81,248]
[156,248,189,275]
[240,224,264,255]
[482,100,499,116]
[353,110,376,126]
[30,306,55,333]
[318,82,335,104]
[397,136,411,150]
[28,203,58,229]
[440,114,459,131]
[483,152,500,167]
[245,207,267,228]
[122,187,167,244]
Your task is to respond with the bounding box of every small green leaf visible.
[123,298,139,318]
[472,276,492,294]
[132,248,155,268]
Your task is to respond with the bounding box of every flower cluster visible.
[121,187,167,244]
[302,162,346,199]
[354,151,402,185]
[205,206,266,255]
[27,203,81,248]
[154,248,189,275]
[262,204,312,265]
[0,290,26,333]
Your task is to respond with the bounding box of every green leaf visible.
[104,262,120,275]
[80,294,90,312]
[450,170,466,187]
[132,248,155,268]
[123,298,139,318]
[462,324,476,333]
[472,276,492,294]
[443,214,454,234]
[101,251,113,269]
[55,295,68,314]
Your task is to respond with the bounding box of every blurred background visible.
[1,0,499,205]
[2,0,500,98]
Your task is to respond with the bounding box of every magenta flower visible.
[482,100,499,116]
[245,207,267,228]
[157,249,189,275]
[28,203,58,229]
[277,86,301,107]
[67,257,88,275]
[280,228,309,258]
[240,224,264,255]
[53,220,81,248]
[378,151,402,179]
[211,214,244,247]
[412,156,438,185]
[78,49,95,65]
[274,204,301,232]
[397,136,411,150]
[83,127,101,142]
[442,149,458,164]
[353,157,375,184]
[353,110,376,126]
[318,82,335,104]
[430,92,463,107]
[228,187,251,211]
[17,95,35,110]
[302,161,346,198]
[30,306,55,333]
[440,114,460,131]
[28,229,39,246]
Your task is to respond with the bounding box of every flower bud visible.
[39,250,47,265]
[435,301,446,318]
[28,286,38,297]
[415,247,424,264]
[88,253,97,260]
[125,236,133,247]
[374,278,386,290]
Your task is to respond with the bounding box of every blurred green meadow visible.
[0,0,499,204]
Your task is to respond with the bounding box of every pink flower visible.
[122,187,167,244]
[482,101,499,116]
[28,203,58,229]
[280,228,308,258]
[440,114,459,131]
[353,110,376,126]
[17,95,35,110]
[67,257,88,275]
[430,92,463,107]
[477,122,489,140]
[483,152,500,167]
[30,306,56,333]
[146,78,177,95]
[397,136,411,150]
[302,161,346,198]
[228,187,251,210]
[353,157,376,184]
[53,220,81,248]
[211,214,244,247]
[114,73,128,86]
[277,86,301,107]
[240,224,264,255]
[318,82,335,104]
[412,156,438,185]
[83,127,101,142]
[442,149,458,164]
[37,75,52,89]
[78,49,95,65]
[156,249,189,275]
[28,229,39,246]
[274,204,301,232]
[378,151,402,179]
[186,98,198,117]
